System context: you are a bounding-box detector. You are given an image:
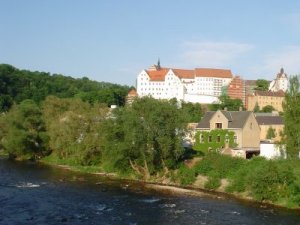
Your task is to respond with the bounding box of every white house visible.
[136,63,233,104]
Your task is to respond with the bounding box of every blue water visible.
[0,158,300,225]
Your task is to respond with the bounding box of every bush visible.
[204,171,221,190]
[176,164,196,185]
[194,153,246,179]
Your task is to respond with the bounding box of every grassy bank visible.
[172,153,300,209]
[41,152,300,209]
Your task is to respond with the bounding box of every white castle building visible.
[136,62,233,104]
[269,68,288,92]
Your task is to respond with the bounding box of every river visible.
[0,157,300,225]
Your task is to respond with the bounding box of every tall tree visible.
[42,96,108,165]
[181,102,203,122]
[283,75,300,158]
[102,97,187,179]
[1,100,49,159]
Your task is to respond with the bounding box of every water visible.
[0,157,300,225]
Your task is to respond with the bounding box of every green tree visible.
[42,96,108,165]
[212,94,244,111]
[283,75,300,158]
[254,79,269,91]
[253,102,260,112]
[266,126,276,139]
[1,100,49,159]
[102,97,187,179]
[181,102,203,122]
[261,105,275,113]
[0,95,13,112]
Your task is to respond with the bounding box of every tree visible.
[266,127,276,139]
[261,105,275,113]
[0,95,13,112]
[42,96,109,165]
[253,102,260,112]
[181,102,203,122]
[283,75,300,158]
[102,97,187,179]
[212,94,244,111]
[1,100,49,159]
[254,79,269,91]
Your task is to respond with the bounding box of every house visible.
[195,109,260,158]
[126,89,138,105]
[246,90,285,112]
[255,112,284,142]
[136,61,233,104]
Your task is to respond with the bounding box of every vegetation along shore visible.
[1,64,300,209]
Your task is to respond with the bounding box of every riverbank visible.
[38,155,300,211]
[2,152,299,210]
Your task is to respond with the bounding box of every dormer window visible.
[215,123,222,129]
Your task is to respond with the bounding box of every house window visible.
[217,135,221,143]
[215,123,222,129]
[200,135,204,143]
[234,136,237,144]
[208,135,212,142]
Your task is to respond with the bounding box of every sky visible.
[1,0,300,86]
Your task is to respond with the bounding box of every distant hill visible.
[0,64,131,112]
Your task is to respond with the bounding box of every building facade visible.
[227,76,246,106]
[136,64,233,104]
[255,113,284,142]
[247,90,285,112]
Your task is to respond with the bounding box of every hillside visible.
[0,64,131,112]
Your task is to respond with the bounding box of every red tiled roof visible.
[128,89,137,96]
[195,68,233,78]
[145,67,233,81]
[255,90,285,97]
[172,69,194,79]
[146,68,169,81]
[245,80,257,86]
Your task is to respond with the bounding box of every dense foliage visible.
[180,102,203,123]
[283,75,300,158]
[102,97,187,179]
[0,100,49,159]
[209,94,244,111]
[193,130,237,153]
[254,79,269,91]
[0,64,131,112]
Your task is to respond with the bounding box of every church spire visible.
[157,58,161,70]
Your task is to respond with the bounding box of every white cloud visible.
[179,41,254,68]
[262,46,300,76]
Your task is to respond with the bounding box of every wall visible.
[241,114,260,149]
[247,95,284,112]
[259,124,284,142]
[260,143,286,159]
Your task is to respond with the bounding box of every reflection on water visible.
[0,158,300,225]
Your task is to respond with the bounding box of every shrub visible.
[194,153,246,179]
[176,164,196,185]
[204,172,221,190]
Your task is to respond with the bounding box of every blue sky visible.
[1,0,300,85]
